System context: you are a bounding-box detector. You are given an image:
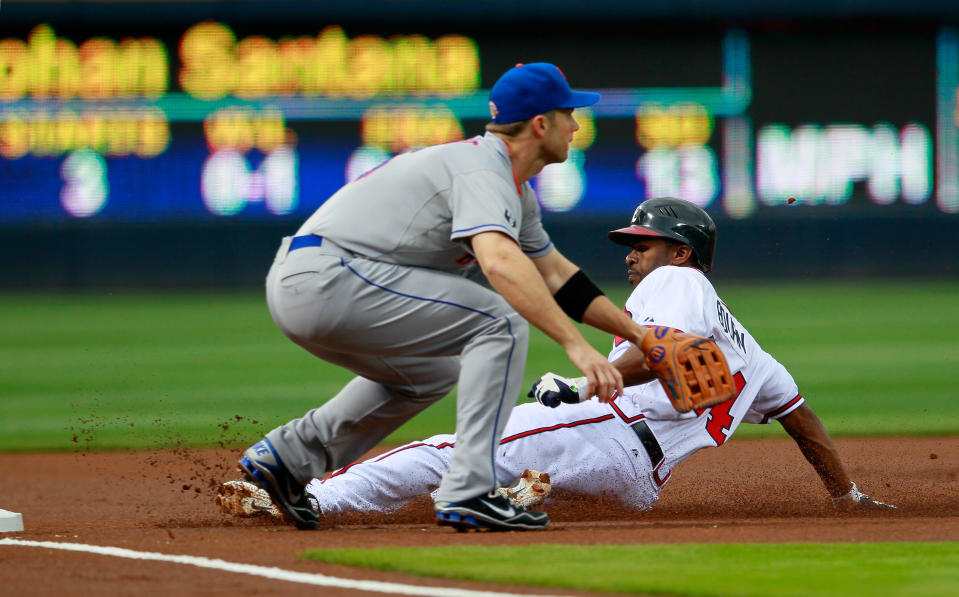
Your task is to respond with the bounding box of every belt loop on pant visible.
[289,234,324,252]
[630,419,664,468]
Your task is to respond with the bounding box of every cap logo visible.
[488,100,499,119]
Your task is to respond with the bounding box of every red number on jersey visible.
[698,372,746,446]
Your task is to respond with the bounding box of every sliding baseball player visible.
[218,198,893,521]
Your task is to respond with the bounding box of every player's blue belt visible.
[630,420,664,467]
[289,234,324,251]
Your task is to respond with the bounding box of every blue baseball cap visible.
[488,63,601,124]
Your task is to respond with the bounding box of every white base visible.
[0,509,24,532]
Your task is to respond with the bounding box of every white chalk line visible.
[0,538,570,597]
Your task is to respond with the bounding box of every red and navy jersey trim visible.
[326,440,456,479]
[761,394,804,423]
[500,414,615,443]
[607,399,646,424]
[325,414,620,480]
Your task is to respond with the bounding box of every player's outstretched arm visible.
[531,249,647,347]
[471,231,623,401]
[528,248,733,410]
[777,404,850,496]
[778,404,895,509]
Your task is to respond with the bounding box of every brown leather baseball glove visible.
[640,326,736,413]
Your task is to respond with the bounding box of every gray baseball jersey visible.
[263,132,553,505]
[295,133,554,270]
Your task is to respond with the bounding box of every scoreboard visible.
[0,18,956,225]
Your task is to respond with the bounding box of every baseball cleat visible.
[436,490,550,531]
[497,469,551,508]
[216,479,283,518]
[239,438,319,530]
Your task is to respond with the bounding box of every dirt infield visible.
[2,436,958,596]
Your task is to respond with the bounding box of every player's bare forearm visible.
[778,404,851,497]
[473,232,582,347]
[610,345,657,386]
[580,295,646,346]
[530,248,580,292]
[472,231,623,399]
[531,249,646,346]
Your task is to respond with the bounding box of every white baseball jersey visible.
[606,265,804,482]
[303,265,805,514]
[295,132,554,272]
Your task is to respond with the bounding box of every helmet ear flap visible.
[673,221,716,273]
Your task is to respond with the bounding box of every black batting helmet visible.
[607,198,717,272]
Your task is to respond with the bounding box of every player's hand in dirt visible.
[564,342,622,403]
[831,482,897,510]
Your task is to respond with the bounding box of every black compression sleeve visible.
[553,270,604,323]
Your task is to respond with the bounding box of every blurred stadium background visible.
[2,0,958,288]
[2,0,959,453]
[2,7,956,593]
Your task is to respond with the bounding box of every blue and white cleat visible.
[436,490,549,532]
[239,438,319,530]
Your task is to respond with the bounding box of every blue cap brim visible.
[558,90,601,109]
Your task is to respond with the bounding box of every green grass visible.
[302,542,959,597]
[1,280,957,451]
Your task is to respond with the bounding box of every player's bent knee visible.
[405,378,458,402]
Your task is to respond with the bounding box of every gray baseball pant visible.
[263,237,530,504]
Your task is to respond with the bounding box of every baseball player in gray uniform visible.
[239,63,654,531]
[220,198,893,521]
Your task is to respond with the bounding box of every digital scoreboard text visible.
[1,20,956,224]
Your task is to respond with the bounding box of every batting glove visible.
[528,372,589,408]
[831,482,896,510]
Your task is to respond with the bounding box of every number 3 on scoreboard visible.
[60,150,109,218]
